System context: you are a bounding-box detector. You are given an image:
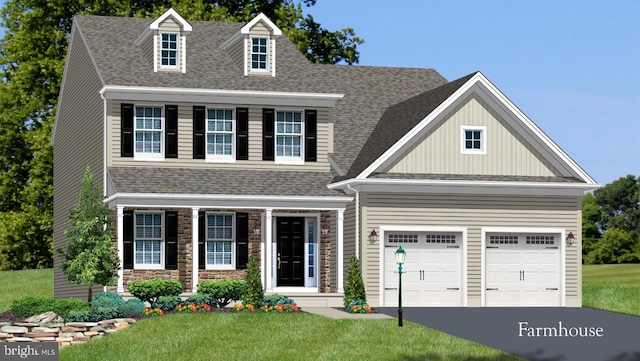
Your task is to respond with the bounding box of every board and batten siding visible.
[360,193,581,307]
[386,94,560,177]
[53,26,105,299]
[107,101,332,171]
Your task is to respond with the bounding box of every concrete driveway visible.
[377,307,640,361]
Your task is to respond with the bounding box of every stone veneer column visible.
[191,207,199,293]
[117,206,124,293]
[337,209,344,293]
[265,209,273,292]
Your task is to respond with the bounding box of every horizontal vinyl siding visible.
[228,38,244,71]
[140,36,153,67]
[248,22,271,75]
[343,201,356,281]
[157,18,182,72]
[53,27,105,299]
[108,102,331,171]
[361,193,580,306]
[387,94,560,176]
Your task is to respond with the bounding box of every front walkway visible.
[304,307,392,319]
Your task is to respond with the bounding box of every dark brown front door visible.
[277,217,305,286]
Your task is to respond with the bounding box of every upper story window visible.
[161,33,179,67]
[207,109,234,161]
[276,110,303,163]
[251,37,268,70]
[461,125,486,155]
[206,213,235,269]
[135,212,163,269]
[135,106,163,159]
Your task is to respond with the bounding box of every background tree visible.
[583,175,640,264]
[0,0,362,270]
[57,167,119,303]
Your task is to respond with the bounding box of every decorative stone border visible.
[0,318,136,348]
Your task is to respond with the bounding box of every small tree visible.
[343,255,367,308]
[243,255,264,306]
[57,167,119,304]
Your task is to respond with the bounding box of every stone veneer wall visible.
[108,208,333,293]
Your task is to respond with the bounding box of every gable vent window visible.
[251,37,268,70]
[461,126,487,154]
[161,33,179,67]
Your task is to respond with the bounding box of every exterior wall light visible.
[368,229,379,244]
[566,232,576,247]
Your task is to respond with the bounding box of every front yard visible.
[582,264,640,316]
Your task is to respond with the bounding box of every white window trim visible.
[205,212,236,270]
[274,110,304,165]
[460,125,487,155]
[134,105,164,161]
[134,211,165,270]
[205,108,236,163]
[250,36,269,72]
[304,217,319,288]
[160,32,180,69]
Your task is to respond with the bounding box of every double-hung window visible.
[275,110,303,163]
[206,213,234,269]
[135,106,163,159]
[251,37,268,70]
[135,212,163,269]
[206,109,234,161]
[461,125,487,154]
[161,33,179,68]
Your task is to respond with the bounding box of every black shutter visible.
[305,110,317,162]
[236,213,249,269]
[198,212,206,269]
[121,104,134,157]
[193,106,205,159]
[262,108,274,161]
[236,108,249,160]
[165,105,178,158]
[165,211,178,270]
[123,210,134,269]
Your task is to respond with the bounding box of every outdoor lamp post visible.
[395,245,406,327]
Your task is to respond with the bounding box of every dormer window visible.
[161,33,179,67]
[251,37,268,70]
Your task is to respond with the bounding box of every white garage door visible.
[485,234,561,306]
[384,232,462,307]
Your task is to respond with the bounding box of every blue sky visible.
[0,1,638,185]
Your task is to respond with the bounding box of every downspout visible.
[346,184,360,259]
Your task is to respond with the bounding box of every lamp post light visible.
[395,245,406,327]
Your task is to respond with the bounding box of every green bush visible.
[92,307,120,321]
[12,296,55,318]
[243,256,264,306]
[197,280,246,307]
[343,255,367,308]
[151,296,182,312]
[261,294,294,307]
[91,292,125,311]
[128,279,183,304]
[64,310,94,322]
[121,298,145,316]
[52,298,90,318]
[183,294,217,308]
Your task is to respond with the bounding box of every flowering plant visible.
[232,303,256,312]
[175,303,212,313]
[142,307,164,317]
[346,300,374,314]
[233,303,301,313]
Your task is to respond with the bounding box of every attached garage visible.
[382,229,465,307]
[483,231,563,307]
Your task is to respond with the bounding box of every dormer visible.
[134,8,192,73]
[220,13,283,77]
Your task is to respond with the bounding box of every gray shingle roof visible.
[74,15,449,184]
[334,72,477,182]
[108,167,343,197]
[368,173,584,183]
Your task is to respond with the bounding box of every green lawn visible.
[582,264,640,317]
[0,268,53,312]
[59,313,522,361]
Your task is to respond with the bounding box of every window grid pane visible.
[135,106,162,154]
[161,33,178,66]
[206,109,234,156]
[135,213,162,265]
[251,37,268,69]
[206,214,233,265]
[464,129,483,150]
[275,111,302,158]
